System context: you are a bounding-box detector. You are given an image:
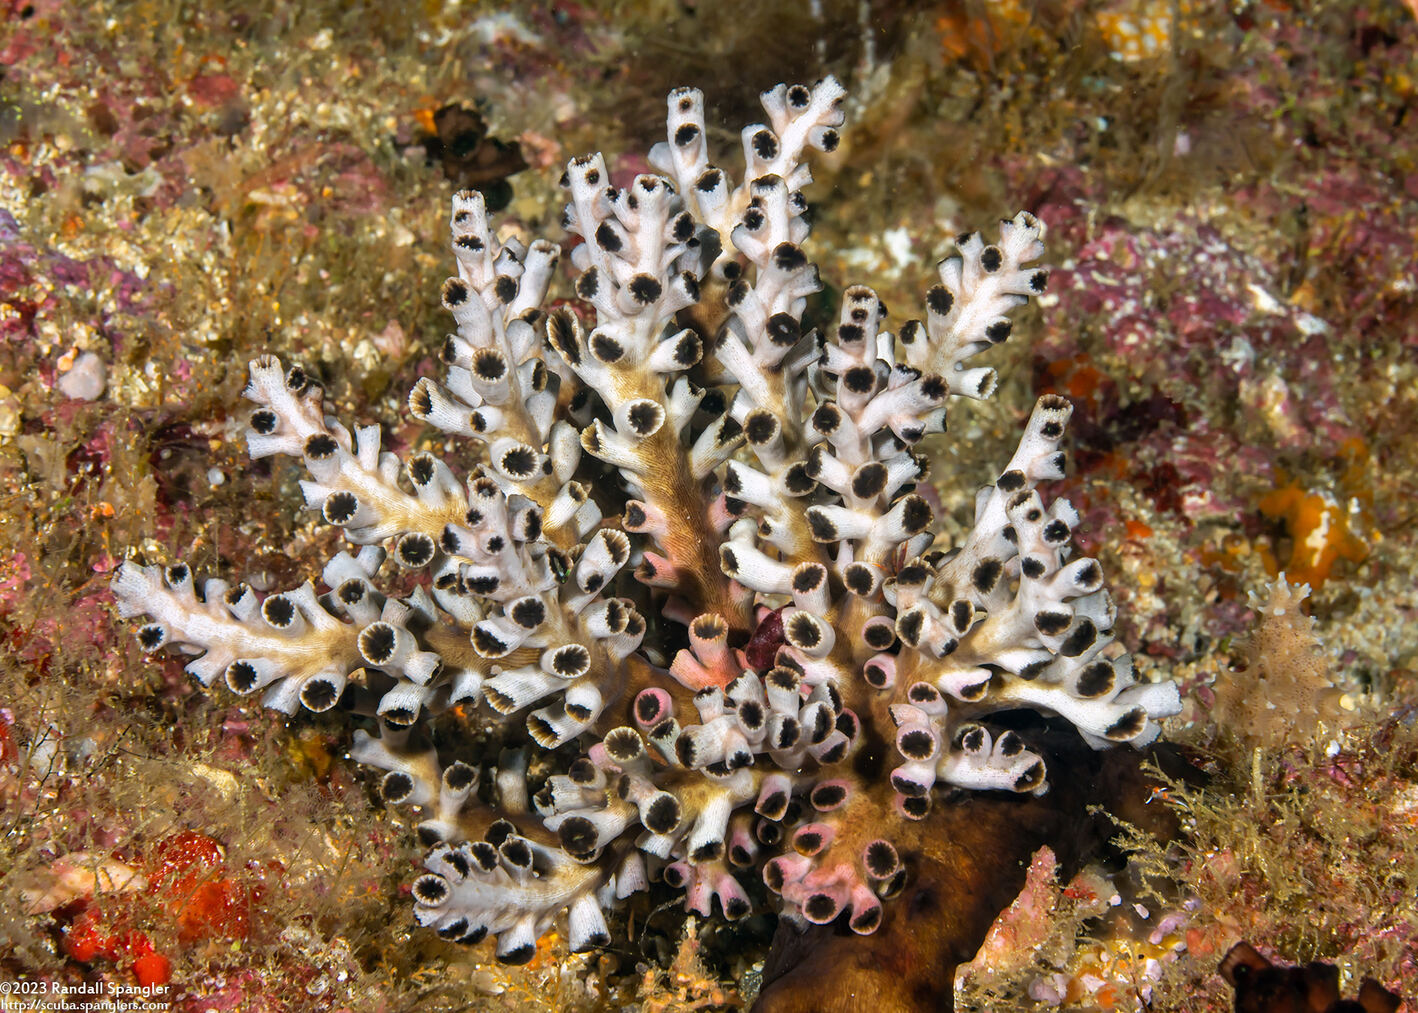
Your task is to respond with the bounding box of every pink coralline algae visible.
[0,208,166,362]
[1040,215,1359,480]
[114,79,1179,967]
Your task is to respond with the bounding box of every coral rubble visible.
[111,75,1182,991]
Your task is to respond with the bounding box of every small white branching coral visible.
[113,77,1180,962]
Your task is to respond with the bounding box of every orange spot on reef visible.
[1124,519,1153,541]
[934,0,1032,70]
[525,930,561,969]
[1257,479,1370,588]
[1041,355,1109,402]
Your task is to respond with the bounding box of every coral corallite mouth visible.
[113,74,1181,990]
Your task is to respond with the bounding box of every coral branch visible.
[113,75,1181,999]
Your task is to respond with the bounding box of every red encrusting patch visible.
[59,831,257,989]
[744,608,785,672]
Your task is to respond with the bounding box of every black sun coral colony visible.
[113,78,1180,967]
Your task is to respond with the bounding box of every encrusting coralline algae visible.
[112,77,1180,967]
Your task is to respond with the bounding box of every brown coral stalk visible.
[636,423,754,632]
[752,735,1184,1013]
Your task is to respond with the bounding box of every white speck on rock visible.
[57,350,107,401]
